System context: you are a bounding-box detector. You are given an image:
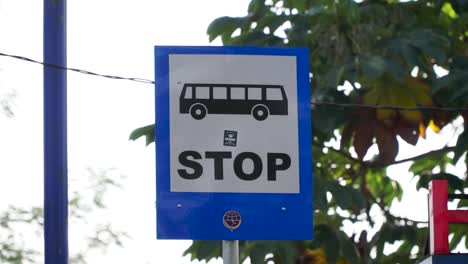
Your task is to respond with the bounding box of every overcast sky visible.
[0,0,465,263]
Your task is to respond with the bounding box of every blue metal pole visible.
[44,0,68,263]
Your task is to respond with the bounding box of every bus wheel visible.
[252,105,269,121]
[190,104,207,120]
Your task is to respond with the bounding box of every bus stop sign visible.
[155,46,313,240]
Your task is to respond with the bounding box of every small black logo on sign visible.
[223,210,242,231]
[224,130,237,147]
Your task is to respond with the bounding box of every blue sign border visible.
[155,46,312,240]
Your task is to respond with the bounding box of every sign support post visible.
[222,240,239,264]
[44,0,68,263]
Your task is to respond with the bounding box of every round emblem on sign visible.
[223,210,242,231]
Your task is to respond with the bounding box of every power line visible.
[311,102,468,113]
[0,52,155,84]
[1,51,467,113]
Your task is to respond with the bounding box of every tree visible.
[0,168,128,264]
[131,0,468,263]
[0,88,16,118]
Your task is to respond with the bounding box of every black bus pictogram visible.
[179,83,288,121]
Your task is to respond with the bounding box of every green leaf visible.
[449,225,468,250]
[241,241,275,263]
[240,241,298,264]
[416,173,465,192]
[451,55,468,70]
[207,17,245,42]
[312,106,348,135]
[229,31,284,46]
[293,0,307,12]
[466,231,468,249]
[409,153,451,177]
[448,82,468,103]
[409,30,448,64]
[129,124,154,146]
[248,0,268,15]
[246,243,268,263]
[271,242,299,264]
[371,223,423,258]
[329,181,367,210]
[453,129,468,163]
[256,15,289,34]
[442,2,459,19]
[367,168,403,204]
[306,6,327,16]
[183,241,221,262]
[458,198,468,209]
[314,224,340,263]
[337,231,359,264]
[314,177,328,211]
[448,0,468,14]
[360,55,387,80]
[385,59,407,82]
[449,229,464,249]
[432,70,468,95]
[400,44,421,68]
[323,64,348,89]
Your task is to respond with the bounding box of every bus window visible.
[247,87,262,100]
[266,88,283,100]
[184,86,193,99]
[213,87,227,99]
[231,87,245,100]
[196,86,210,99]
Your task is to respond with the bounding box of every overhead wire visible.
[1,51,467,113]
[0,52,154,84]
[310,102,468,113]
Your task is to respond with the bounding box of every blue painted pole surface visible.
[44,0,68,263]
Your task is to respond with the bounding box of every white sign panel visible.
[169,54,299,193]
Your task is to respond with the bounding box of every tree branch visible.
[366,189,428,225]
[367,146,457,168]
[388,214,428,225]
[312,142,364,164]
